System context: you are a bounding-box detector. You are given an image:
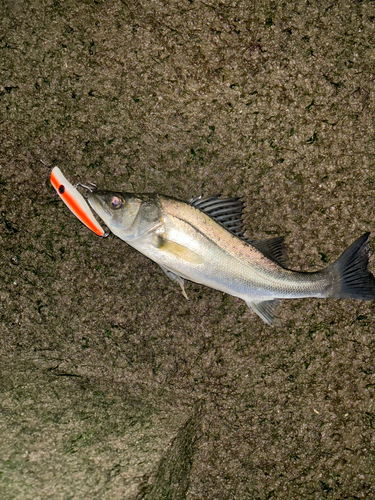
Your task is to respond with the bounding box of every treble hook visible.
[75,182,98,193]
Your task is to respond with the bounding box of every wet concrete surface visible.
[1,0,375,498]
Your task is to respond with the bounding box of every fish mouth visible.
[87,191,113,222]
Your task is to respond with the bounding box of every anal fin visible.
[160,265,189,300]
[245,299,280,326]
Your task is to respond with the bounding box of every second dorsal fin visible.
[246,236,287,268]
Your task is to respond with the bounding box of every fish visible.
[86,190,375,325]
[49,166,106,237]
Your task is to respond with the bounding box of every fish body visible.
[87,190,375,324]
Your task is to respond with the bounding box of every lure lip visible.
[49,166,108,237]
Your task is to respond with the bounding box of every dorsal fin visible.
[188,194,246,238]
[188,195,287,267]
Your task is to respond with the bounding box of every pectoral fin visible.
[159,265,189,300]
[245,299,280,326]
[154,236,203,264]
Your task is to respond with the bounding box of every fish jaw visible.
[87,191,142,241]
[87,191,163,242]
[87,191,114,225]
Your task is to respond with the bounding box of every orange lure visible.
[50,167,106,237]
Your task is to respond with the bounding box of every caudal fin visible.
[330,232,375,300]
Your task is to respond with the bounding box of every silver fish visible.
[87,191,375,325]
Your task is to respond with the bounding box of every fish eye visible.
[109,195,122,209]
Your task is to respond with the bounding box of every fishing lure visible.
[49,166,106,237]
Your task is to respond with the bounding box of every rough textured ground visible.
[1,0,375,498]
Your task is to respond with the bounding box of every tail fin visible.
[330,232,375,300]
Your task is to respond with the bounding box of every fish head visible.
[87,190,143,240]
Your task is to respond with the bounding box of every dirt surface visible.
[1,0,375,498]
